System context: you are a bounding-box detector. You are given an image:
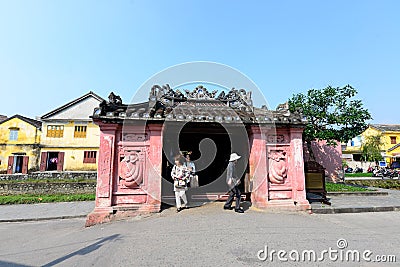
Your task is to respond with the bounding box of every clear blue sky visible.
[1,0,399,123]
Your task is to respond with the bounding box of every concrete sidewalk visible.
[344,176,399,180]
[310,187,400,214]
[0,201,94,222]
[1,188,400,222]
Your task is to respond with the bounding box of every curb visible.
[327,191,388,196]
[311,206,400,214]
[0,214,87,223]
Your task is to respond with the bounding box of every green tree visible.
[288,85,372,159]
[361,134,383,162]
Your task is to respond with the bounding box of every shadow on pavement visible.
[0,260,32,267]
[42,234,121,267]
[241,201,252,211]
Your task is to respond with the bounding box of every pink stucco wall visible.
[86,122,310,226]
[85,122,163,227]
[303,140,343,182]
[253,127,309,211]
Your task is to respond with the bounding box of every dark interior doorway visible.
[13,156,24,173]
[7,154,28,174]
[161,122,249,205]
[178,127,231,187]
[47,152,59,171]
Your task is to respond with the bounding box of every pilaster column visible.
[86,122,119,226]
[146,123,163,208]
[248,125,268,207]
[290,127,310,208]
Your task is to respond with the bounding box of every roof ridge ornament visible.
[218,88,253,112]
[184,85,218,100]
[148,84,254,114]
[97,92,126,116]
[150,84,186,101]
[275,101,291,117]
[93,85,306,125]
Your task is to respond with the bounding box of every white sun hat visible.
[229,153,241,162]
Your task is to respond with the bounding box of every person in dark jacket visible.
[223,153,244,213]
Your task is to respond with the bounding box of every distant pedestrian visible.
[223,153,244,213]
[171,154,190,212]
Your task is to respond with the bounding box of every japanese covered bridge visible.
[86,85,310,226]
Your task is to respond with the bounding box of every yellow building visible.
[0,115,42,174]
[364,125,400,164]
[343,124,400,165]
[39,92,104,171]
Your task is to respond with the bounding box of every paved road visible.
[0,202,399,266]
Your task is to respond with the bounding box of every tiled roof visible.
[0,115,7,122]
[92,85,306,126]
[0,114,42,128]
[370,124,400,132]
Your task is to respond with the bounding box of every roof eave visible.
[40,91,105,119]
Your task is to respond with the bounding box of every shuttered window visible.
[83,151,97,163]
[74,126,87,138]
[47,125,64,138]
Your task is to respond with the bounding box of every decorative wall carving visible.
[267,134,286,144]
[268,150,288,184]
[119,151,144,188]
[122,133,148,142]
